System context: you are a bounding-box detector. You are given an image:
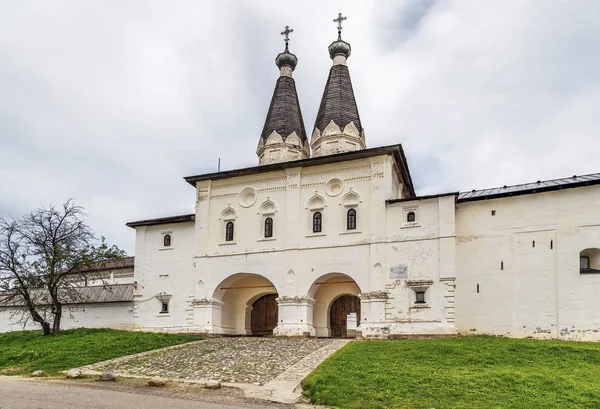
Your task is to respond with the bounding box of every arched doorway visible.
[308,273,362,338]
[212,273,279,335]
[251,294,278,336]
[330,295,361,338]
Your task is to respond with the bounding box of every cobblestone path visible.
[86,337,336,385]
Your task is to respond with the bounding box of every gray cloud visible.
[1,0,598,253]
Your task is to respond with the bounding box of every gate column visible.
[273,296,316,337]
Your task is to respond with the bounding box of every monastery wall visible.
[0,302,133,332]
[131,222,196,332]
[455,185,600,341]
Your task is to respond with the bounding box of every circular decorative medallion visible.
[238,187,257,208]
[326,179,343,197]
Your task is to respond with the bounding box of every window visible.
[407,211,416,223]
[347,208,356,230]
[160,301,169,314]
[163,234,171,247]
[580,249,600,273]
[225,221,234,242]
[264,217,273,238]
[415,290,426,304]
[581,256,590,269]
[313,212,322,233]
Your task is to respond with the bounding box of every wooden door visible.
[330,295,361,338]
[251,294,278,336]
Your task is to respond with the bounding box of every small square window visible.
[580,256,590,269]
[491,210,496,216]
[160,301,169,314]
[415,290,426,304]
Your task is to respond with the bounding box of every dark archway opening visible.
[251,294,278,336]
[330,295,361,338]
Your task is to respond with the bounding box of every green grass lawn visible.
[0,328,197,376]
[303,336,600,409]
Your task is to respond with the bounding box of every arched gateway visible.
[212,273,279,336]
[330,294,361,338]
[308,273,362,338]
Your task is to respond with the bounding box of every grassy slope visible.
[0,328,197,375]
[303,336,600,409]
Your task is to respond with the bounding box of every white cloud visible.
[0,0,598,253]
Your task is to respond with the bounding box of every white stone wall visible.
[185,153,456,337]
[131,222,196,332]
[380,195,457,337]
[0,302,133,333]
[455,185,600,341]
[122,148,599,341]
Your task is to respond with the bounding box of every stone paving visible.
[244,339,352,404]
[85,337,336,386]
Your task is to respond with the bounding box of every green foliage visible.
[0,328,197,375]
[303,336,600,409]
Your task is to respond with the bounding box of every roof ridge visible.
[458,172,600,202]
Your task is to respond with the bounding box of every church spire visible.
[257,25,309,166]
[311,13,366,158]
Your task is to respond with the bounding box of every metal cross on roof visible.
[280,25,294,47]
[333,12,347,33]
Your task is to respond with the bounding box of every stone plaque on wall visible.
[390,265,408,279]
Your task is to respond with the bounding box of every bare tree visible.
[0,200,126,335]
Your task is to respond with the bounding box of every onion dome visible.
[276,44,298,70]
[328,38,351,59]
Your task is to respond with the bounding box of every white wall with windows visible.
[122,151,600,341]
[455,185,600,341]
[131,221,196,332]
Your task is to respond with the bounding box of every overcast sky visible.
[1,0,599,254]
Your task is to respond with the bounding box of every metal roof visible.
[184,144,416,197]
[457,173,600,202]
[0,284,134,307]
[126,214,195,228]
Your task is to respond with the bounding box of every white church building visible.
[2,19,600,341]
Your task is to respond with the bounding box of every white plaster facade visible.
[122,146,600,341]
[455,186,600,341]
[2,150,598,340]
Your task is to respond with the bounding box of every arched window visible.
[580,249,600,273]
[347,208,356,230]
[225,221,234,242]
[163,234,171,247]
[407,211,416,223]
[264,217,273,238]
[312,212,322,233]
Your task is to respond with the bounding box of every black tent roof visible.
[260,76,307,142]
[313,64,363,134]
